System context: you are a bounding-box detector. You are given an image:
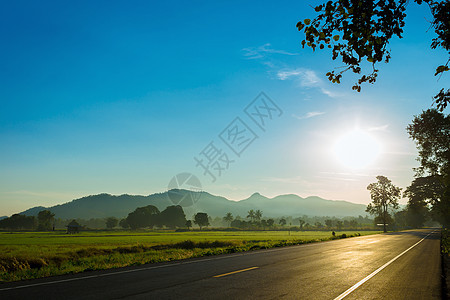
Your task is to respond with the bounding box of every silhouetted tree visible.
[297,0,449,110]
[254,210,263,222]
[223,212,233,227]
[349,219,358,229]
[394,210,409,230]
[230,219,244,228]
[325,219,333,229]
[366,176,401,232]
[403,178,433,228]
[159,205,186,228]
[106,217,118,229]
[119,218,129,229]
[126,205,160,229]
[37,210,55,231]
[267,218,275,228]
[261,220,270,230]
[0,214,37,230]
[279,218,286,226]
[194,212,210,230]
[299,219,305,230]
[247,210,256,222]
[407,109,450,226]
[185,220,192,230]
[407,203,430,228]
[336,220,343,230]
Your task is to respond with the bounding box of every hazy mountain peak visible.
[273,194,303,200]
[244,192,269,201]
[17,190,368,219]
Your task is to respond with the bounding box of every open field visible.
[0,230,381,282]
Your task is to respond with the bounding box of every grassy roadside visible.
[0,230,379,282]
[442,228,450,299]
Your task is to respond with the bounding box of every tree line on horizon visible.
[0,203,382,231]
[0,210,56,231]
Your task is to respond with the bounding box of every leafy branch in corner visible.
[296,0,449,110]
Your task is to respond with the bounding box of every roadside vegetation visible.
[442,228,450,299]
[0,230,379,282]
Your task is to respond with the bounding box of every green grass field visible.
[0,230,381,282]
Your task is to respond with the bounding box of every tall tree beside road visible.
[407,109,450,226]
[366,176,401,232]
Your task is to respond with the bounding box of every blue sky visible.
[0,1,448,216]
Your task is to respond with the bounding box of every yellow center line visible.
[213,266,259,278]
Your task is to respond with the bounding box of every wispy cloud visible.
[277,69,320,87]
[242,45,339,98]
[276,68,339,98]
[242,43,297,59]
[368,124,389,132]
[293,111,326,120]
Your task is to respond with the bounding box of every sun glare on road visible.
[333,129,381,169]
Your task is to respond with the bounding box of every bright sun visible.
[332,129,381,169]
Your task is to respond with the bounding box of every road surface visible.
[0,228,442,299]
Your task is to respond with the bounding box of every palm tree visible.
[247,210,255,222]
[223,212,233,227]
[255,210,262,222]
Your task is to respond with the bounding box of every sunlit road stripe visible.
[213,266,259,278]
[334,229,437,300]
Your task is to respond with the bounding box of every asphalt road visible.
[0,228,441,299]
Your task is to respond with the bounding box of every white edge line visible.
[333,230,437,300]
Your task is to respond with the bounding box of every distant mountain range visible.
[19,190,368,219]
